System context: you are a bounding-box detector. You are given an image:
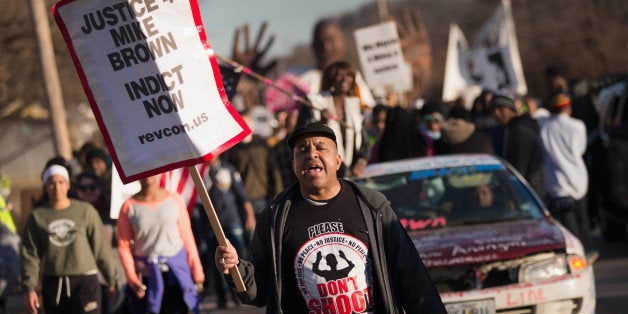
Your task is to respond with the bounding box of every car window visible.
[359,164,544,230]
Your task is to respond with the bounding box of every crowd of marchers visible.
[0,17,610,313]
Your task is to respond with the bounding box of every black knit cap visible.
[288,122,337,149]
[489,95,517,112]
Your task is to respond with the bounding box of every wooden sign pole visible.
[188,166,246,292]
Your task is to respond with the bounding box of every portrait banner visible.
[53,0,250,183]
[472,0,527,96]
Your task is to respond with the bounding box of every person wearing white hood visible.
[21,164,118,314]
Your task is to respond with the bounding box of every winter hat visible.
[42,165,70,184]
[549,93,572,110]
[447,105,472,122]
[420,101,444,115]
[489,95,517,112]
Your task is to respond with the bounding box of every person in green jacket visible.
[21,164,118,314]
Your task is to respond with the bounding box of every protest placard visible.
[53,0,250,184]
[354,21,412,97]
[53,0,248,291]
[109,164,140,220]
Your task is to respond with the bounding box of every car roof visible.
[359,154,504,178]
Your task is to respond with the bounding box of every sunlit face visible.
[45,174,70,203]
[332,68,355,95]
[77,177,101,204]
[292,136,341,193]
[315,24,346,69]
[474,185,494,208]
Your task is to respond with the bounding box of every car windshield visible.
[358,163,545,230]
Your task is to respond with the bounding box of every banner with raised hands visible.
[53,0,250,183]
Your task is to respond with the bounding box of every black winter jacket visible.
[502,114,545,197]
[226,180,446,313]
[434,118,495,155]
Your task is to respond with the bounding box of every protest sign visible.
[53,0,250,184]
[110,164,140,220]
[354,21,412,97]
[158,163,208,214]
[53,0,248,291]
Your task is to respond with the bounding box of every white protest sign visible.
[354,21,412,97]
[53,0,250,183]
[109,164,141,219]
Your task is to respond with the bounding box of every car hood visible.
[410,219,566,268]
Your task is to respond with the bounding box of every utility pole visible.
[28,0,72,161]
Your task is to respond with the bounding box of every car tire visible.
[601,215,627,241]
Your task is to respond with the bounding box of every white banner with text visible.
[354,21,412,97]
[53,0,249,183]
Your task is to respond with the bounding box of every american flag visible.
[219,64,241,101]
[158,163,208,214]
[158,65,240,214]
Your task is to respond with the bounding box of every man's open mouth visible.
[305,165,323,175]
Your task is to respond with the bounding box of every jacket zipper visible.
[375,209,397,313]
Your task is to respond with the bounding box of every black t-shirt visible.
[282,181,382,313]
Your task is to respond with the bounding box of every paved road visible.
[590,232,628,314]
[4,234,626,313]
[205,232,628,314]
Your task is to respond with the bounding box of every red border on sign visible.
[51,0,250,184]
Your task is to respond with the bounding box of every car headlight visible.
[519,255,569,282]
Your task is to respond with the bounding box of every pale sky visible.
[199,0,372,58]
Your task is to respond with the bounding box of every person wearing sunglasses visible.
[75,172,118,314]
[75,173,109,224]
[75,172,117,244]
